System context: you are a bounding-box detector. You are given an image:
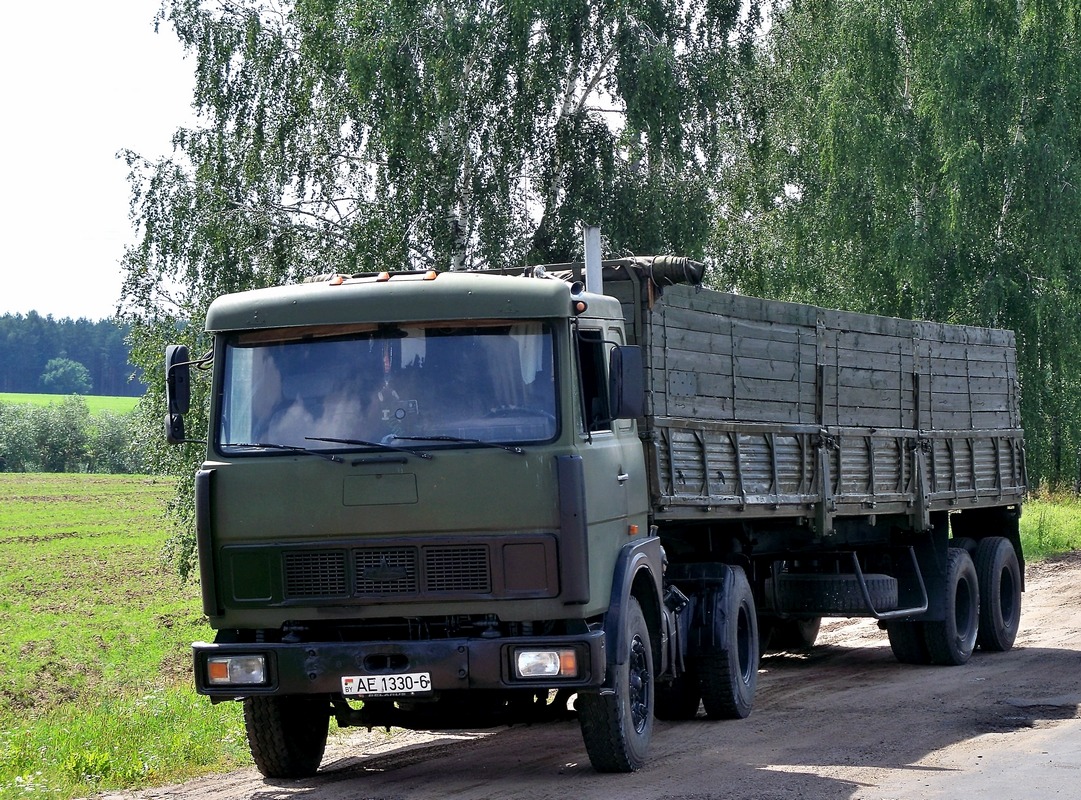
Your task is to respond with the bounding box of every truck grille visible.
[283,551,348,597]
[425,546,490,592]
[282,544,492,599]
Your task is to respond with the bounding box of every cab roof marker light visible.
[377,271,392,282]
[423,270,438,280]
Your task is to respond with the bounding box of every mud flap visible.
[668,563,739,658]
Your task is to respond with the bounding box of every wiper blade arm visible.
[222,442,343,463]
[305,436,433,460]
[392,434,525,455]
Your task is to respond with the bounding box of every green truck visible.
[166,255,1026,777]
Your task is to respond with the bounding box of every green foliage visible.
[122,0,743,318]
[1020,491,1081,560]
[0,474,249,799]
[716,0,1081,488]
[123,0,756,572]
[40,357,92,395]
[0,398,148,474]
[124,0,1081,572]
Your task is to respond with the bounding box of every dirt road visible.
[104,554,1081,800]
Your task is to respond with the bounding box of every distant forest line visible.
[0,312,146,397]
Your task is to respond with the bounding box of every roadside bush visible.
[87,411,148,474]
[0,402,36,471]
[0,398,150,474]
[32,397,91,472]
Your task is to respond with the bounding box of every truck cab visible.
[169,268,670,777]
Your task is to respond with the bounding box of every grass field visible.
[0,474,1077,799]
[0,474,247,799]
[0,393,139,415]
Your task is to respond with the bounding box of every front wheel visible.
[578,596,654,772]
[244,695,330,779]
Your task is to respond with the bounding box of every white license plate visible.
[341,672,433,697]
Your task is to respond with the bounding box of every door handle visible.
[617,472,630,484]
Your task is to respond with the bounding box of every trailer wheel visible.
[699,566,758,720]
[975,536,1022,652]
[886,620,931,664]
[244,695,330,778]
[578,596,654,772]
[924,548,979,666]
[654,664,701,721]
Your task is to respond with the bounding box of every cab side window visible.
[577,329,611,433]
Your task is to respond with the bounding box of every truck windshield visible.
[216,321,557,454]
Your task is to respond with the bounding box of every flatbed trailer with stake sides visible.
[166,253,1025,778]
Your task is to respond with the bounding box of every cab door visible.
[575,323,650,605]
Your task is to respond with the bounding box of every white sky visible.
[0,1,194,321]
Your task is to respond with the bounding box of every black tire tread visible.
[698,566,757,720]
[244,695,330,779]
[578,597,653,772]
[974,536,1022,652]
[924,549,979,666]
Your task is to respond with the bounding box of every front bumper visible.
[193,630,606,697]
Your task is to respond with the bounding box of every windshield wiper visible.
[304,436,433,460]
[221,442,344,463]
[390,434,525,455]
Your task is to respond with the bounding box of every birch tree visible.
[123,0,757,573]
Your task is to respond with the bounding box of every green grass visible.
[0,393,139,415]
[1019,490,1081,560]
[0,474,248,799]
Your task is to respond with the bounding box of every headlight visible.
[514,648,578,679]
[207,655,267,685]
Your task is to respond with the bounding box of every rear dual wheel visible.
[888,548,979,666]
[699,566,758,720]
[974,536,1021,652]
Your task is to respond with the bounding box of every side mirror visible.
[165,345,191,415]
[609,345,645,419]
[165,345,191,444]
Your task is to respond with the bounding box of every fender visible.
[602,537,665,679]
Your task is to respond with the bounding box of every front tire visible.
[975,536,1022,651]
[699,566,758,720]
[578,596,654,772]
[244,695,330,779]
